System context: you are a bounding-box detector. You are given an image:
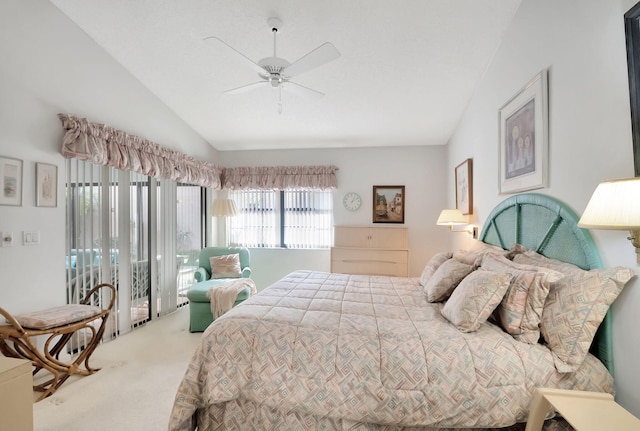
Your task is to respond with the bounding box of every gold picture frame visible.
[372,185,405,223]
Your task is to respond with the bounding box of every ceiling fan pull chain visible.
[278,86,283,115]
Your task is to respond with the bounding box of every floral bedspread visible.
[169,271,612,430]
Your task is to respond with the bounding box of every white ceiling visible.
[50,0,521,152]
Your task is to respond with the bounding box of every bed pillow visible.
[539,265,634,372]
[512,246,585,275]
[453,241,508,266]
[419,252,453,286]
[209,253,242,279]
[440,270,512,332]
[480,254,563,344]
[423,259,474,302]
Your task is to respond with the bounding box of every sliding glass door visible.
[65,160,204,338]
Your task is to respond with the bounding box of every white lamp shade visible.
[578,178,640,229]
[436,209,467,226]
[211,198,238,217]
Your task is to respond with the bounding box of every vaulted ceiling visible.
[50,0,521,151]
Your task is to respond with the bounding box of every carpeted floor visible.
[32,307,201,431]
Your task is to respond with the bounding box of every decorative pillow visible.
[424,259,474,302]
[539,265,634,372]
[512,247,586,275]
[209,253,242,279]
[453,241,508,266]
[480,254,563,344]
[440,270,512,332]
[419,252,453,286]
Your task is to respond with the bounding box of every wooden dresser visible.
[331,225,408,277]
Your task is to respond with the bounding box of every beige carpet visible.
[33,307,201,431]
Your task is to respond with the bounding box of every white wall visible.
[220,145,453,287]
[0,0,217,314]
[448,0,640,415]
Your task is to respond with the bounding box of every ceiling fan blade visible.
[285,81,325,99]
[284,42,341,78]
[224,81,269,95]
[203,36,265,76]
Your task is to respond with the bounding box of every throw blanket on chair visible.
[206,279,257,319]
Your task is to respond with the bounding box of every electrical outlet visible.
[1,232,13,247]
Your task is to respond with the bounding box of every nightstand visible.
[0,356,33,431]
[525,388,640,431]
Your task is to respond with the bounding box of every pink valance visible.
[58,114,222,189]
[222,165,338,190]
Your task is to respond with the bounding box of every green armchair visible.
[186,247,252,332]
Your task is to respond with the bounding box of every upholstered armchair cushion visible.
[194,247,251,282]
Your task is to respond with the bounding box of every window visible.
[228,189,333,248]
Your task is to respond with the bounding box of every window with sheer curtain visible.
[227,189,333,248]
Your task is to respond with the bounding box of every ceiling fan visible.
[203,17,340,113]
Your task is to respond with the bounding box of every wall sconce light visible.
[436,209,478,239]
[211,198,238,217]
[578,177,640,263]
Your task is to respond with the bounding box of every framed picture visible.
[499,70,549,194]
[373,185,405,223]
[0,156,23,206]
[455,158,473,215]
[36,162,58,207]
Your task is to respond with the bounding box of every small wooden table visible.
[525,388,640,431]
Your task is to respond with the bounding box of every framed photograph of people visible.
[498,70,549,194]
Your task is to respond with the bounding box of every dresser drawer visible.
[331,248,408,277]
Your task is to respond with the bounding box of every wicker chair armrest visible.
[80,282,117,312]
[0,307,26,334]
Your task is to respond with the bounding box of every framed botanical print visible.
[36,162,58,207]
[0,156,23,206]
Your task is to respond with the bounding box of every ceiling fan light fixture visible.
[203,16,340,112]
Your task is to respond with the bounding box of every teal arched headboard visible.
[479,193,613,374]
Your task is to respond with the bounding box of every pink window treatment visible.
[221,165,338,190]
[58,114,222,189]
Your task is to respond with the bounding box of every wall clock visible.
[343,192,362,211]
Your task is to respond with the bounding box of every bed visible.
[169,193,634,430]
